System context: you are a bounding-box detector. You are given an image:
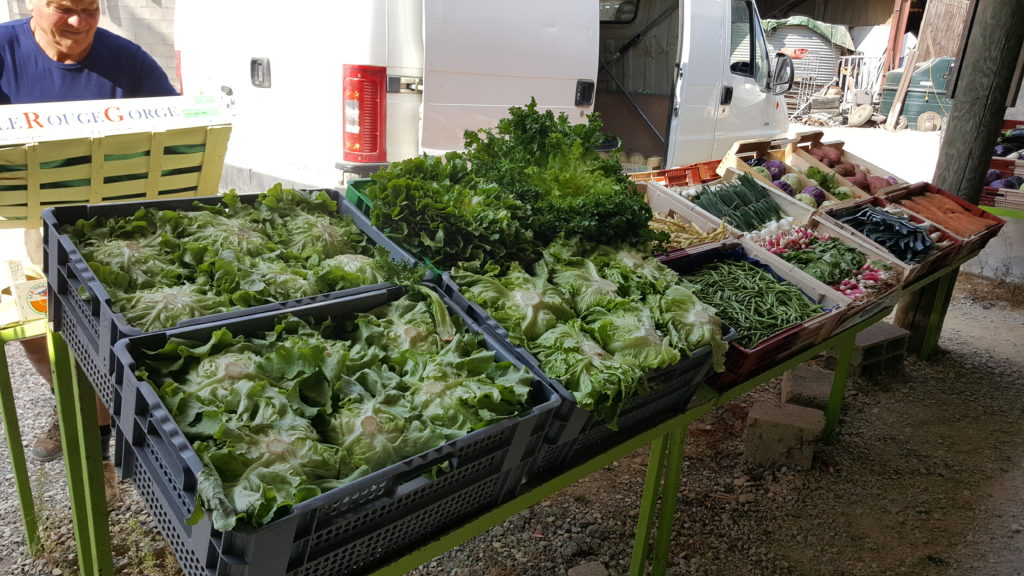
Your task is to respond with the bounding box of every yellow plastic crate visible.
[0,124,231,230]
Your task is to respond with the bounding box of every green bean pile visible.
[680,260,822,348]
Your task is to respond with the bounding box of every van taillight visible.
[343,65,386,163]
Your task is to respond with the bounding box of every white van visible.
[174,0,793,193]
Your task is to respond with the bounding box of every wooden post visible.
[894,0,1024,355]
[885,50,919,131]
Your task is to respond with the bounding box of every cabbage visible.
[530,319,645,427]
[772,179,794,196]
[801,185,827,205]
[450,261,575,344]
[832,187,855,201]
[763,160,787,180]
[794,193,818,208]
[113,284,232,332]
[752,166,772,181]
[582,303,681,372]
[780,172,806,191]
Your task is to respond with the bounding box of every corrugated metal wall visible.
[764,24,844,116]
[764,25,841,85]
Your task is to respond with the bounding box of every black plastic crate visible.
[113,284,560,576]
[438,273,733,480]
[42,189,420,412]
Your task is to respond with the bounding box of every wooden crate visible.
[717,138,846,204]
[782,130,907,197]
[656,168,816,238]
[819,197,962,285]
[882,182,1006,261]
[0,124,231,230]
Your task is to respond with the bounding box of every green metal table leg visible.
[919,270,954,361]
[824,331,855,441]
[629,434,669,575]
[651,426,686,575]
[0,341,41,554]
[49,330,114,576]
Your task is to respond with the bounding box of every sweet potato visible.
[868,175,891,195]
[817,145,842,167]
[845,169,868,190]
[834,161,856,177]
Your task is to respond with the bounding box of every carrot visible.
[917,193,991,236]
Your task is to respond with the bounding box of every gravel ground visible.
[1,272,1022,576]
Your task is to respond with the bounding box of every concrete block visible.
[781,364,833,411]
[824,321,910,377]
[744,401,825,469]
[568,561,609,576]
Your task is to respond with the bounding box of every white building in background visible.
[2,0,178,91]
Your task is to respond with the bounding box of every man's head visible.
[27,0,101,63]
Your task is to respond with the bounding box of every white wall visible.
[6,0,178,90]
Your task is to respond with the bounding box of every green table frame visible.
[11,253,973,576]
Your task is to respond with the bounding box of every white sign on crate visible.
[0,94,233,146]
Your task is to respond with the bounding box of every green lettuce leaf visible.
[529,319,644,428]
[582,303,681,372]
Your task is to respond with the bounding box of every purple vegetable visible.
[763,160,787,180]
[772,179,794,196]
[985,169,1004,184]
[994,143,1021,157]
[747,157,766,168]
[886,176,899,185]
[1006,175,1024,188]
[801,185,827,206]
[990,179,1008,189]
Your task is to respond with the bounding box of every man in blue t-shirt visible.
[0,0,178,103]
[1,0,178,478]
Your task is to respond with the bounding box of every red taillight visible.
[175,50,183,94]
[343,64,386,163]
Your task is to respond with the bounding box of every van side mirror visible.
[771,53,795,95]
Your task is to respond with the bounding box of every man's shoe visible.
[30,410,62,463]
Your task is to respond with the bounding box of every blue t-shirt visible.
[0,18,178,104]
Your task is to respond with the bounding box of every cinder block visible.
[824,321,910,378]
[781,364,833,411]
[744,401,825,469]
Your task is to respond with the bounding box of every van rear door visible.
[420,0,598,153]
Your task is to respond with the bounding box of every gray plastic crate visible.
[43,189,419,412]
[113,284,560,576]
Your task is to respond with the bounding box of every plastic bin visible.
[43,189,420,413]
[659,240,845,391]
[438,272,736,480]
[113,284,561,576]
[879,58,955,130]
